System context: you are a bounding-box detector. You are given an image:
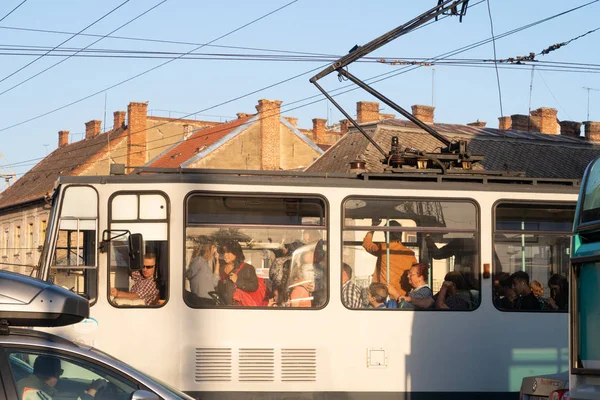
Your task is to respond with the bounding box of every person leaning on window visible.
[341,263,362,309]
[110,253,160,306]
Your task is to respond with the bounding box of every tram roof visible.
[55,167,581,194]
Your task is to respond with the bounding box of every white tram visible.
[34,168,578,399]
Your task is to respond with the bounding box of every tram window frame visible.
[108,191,170,309]
[341,196,481,312]
[492,200,575,313]
[49,185,99,304]
[184,192,329,310]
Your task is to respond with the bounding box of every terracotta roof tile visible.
[149,115,255,168]
[0,128,126,209]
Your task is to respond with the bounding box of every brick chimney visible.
[411,105,435,123]
[113,111,126,130]
[256,99,282,170]
[498,116,512,130]
[530,107,559,134]
[312,118,327,144]
[284,116,298,127]
[510,114,531,131]
[584,121,600,142]
[467,120,487,128]
[356,101,379,124]
[58,130,69,148]
[127,102,148,167]
[559,121,582,138]
[237,112,250,119]
[85,120,101,140]
[340,119,349,135]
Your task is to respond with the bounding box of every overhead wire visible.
[0,0,167,97]
[0,0,27,23]
[6,0,595,172]
[0,0,299,134]
[0,0,131,86]
[486,0,504,117]
[6,0,598,172]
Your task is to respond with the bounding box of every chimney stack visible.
[113,111,126,130]
[256,99,282,170]
[284,116,298,127]
[467,120,487,128]
[237,112,250,119]
[127,102,148,167]
[85,120,101,140]
[530,107,559,134]
[340,119,349,136]
[559,121,582,138]
[584,121,600,142]
[411,105,435,124]
[312,118,327,145]
[356,101,379,124]
[58,130,69,148]
[498,116,512,131]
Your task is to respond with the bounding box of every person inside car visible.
[17,355,107,400]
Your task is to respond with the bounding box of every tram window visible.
[184,194,327,309]
[581,157,600,224]
[493,203,574,312]
[342,197,479,311]
[108,192,169,308]
[51,186,98,302]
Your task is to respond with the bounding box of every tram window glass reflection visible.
[493,202,574,312]
[342,197,479,311]
[184,194,327,309]
[51,186,98,302]
[108,193,169,308]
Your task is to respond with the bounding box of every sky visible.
[0,0,599,182]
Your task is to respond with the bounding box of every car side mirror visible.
[130,390,160,400]
[129,233,144,272]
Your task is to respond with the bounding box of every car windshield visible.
[90,347,195,399]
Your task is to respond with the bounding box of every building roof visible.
[148,115,256,168]
[305,119,600,179]
[0,128,126,209]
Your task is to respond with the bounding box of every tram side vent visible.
[194,348,232,382]
[238,348,275,382]
[281,348,317,382]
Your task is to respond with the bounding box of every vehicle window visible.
[51,186,98,302]
[493,202,574,312]
[342,197,479,311]
[6,350,139,400]
[581,157,600,224]
[184,194,327,309]
[108,192,169,308]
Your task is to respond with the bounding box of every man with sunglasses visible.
[18,356,107,400]
[110,253,160,306]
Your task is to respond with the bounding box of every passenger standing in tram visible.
[510,271,541,311]
[546,274,569,311]
[185,243,219,305]
[288,256,316,307]
[269,241,302,306]
[367,282,395,309]
[341,263,362,309]
[387,263,433,309]
[433,271,471,310]
[362,219,417,295]
[218,241,266,306]
[425,235,478,289]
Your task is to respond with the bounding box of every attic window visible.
[170,152,181,160]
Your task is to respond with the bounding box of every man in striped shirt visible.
[342,263,363,309]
